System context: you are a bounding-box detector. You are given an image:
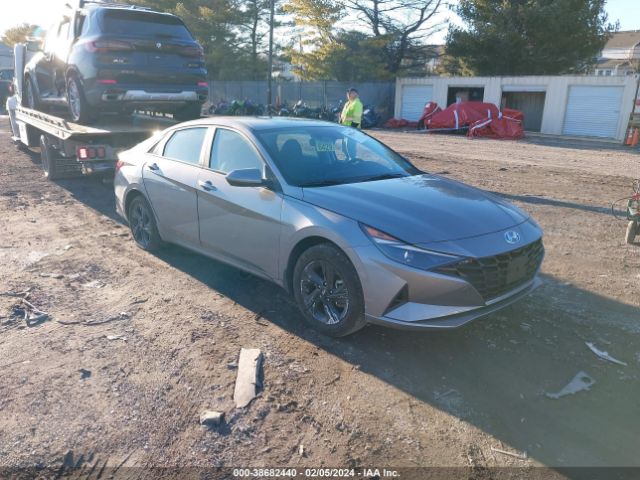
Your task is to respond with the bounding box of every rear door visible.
[142,126,208,246]
[197,128,283,280]
[96,9,205,86]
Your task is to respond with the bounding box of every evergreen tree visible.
[445,0,617,76]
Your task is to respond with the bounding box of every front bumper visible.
[349,224,544,330]
[365,277,541,330]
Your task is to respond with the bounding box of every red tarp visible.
[427,102,500,130]
[384,118,418,129]
[468,115,524,140]
[417,101,442,129]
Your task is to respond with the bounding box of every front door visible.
[142,126,208,246]
[197,127,283,280]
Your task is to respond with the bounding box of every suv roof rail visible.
[75,0,155,11]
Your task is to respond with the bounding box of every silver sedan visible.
[114,117,544,336]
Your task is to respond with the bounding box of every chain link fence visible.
[207,80,396,118]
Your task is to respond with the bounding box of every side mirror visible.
[225,168,265,187]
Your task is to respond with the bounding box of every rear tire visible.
[293,243,366,337]
[40,134,59,180]
[128,196,162,251]
[174,103,202,122]
[626,221,638,245]
[67,75,94,124]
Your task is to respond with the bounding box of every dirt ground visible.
[1,119,639,478]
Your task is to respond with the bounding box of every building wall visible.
[395,75,639,141]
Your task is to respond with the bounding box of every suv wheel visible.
[293,243,366,337]
[67,76,94,124]
[24,76,40,110]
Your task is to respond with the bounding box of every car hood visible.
[302,174,529,244]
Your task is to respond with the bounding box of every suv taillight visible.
[85,40,133,53]
[182,45,204,59]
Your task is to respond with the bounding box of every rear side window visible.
[163,128,207,165]
[101,10,193,40]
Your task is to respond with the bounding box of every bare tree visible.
[342,0,446,74]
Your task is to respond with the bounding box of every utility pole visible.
[266,0,275,109]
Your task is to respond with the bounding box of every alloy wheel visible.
[68,79,81,121]
[129,202,153,248]
[299,260,350,325]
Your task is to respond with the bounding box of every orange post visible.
[631,128,639,147]
[626,127,634,145]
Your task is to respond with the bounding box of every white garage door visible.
[400,85,433,120]
[563,86,624,138]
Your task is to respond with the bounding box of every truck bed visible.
[14,106,177,140]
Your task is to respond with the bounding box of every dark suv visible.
[23,1,208,124]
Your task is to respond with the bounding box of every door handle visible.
[198,180,216,192]
[147,163,159,171]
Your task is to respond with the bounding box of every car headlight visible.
[361,224,463,270]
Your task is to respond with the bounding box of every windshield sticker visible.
[315,142,335,152]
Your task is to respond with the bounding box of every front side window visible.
[162,127,207,165]
[209,129,263,174]
[256,125,420,187]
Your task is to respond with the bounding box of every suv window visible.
[163,128,207,165]
[210,129,263,174]
[102,10,193,40]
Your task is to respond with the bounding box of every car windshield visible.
[102,11,193,40]
[256,125,421,187]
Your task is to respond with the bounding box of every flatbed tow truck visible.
[10,105,174,180]
[7,42,177,180]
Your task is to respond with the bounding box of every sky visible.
[0,0,639,44]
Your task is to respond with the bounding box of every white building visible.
[0,42,13,70]
[395,75,639,141]
[594,30,640,77]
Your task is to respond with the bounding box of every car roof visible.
[183,116,340,132]
[84,4,174,17]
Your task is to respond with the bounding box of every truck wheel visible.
[626,221,638,245]
[67,76,94,124]
[174,103,202,122]
[40,134,59,180]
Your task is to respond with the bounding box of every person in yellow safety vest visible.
[340,88,363,128]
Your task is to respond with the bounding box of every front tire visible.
[293,243,366,337]
[67,75,94,124]
[24,76,40,110]
[128,196,162,251]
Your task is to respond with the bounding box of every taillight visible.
[85,39,133,53]
[182,45,204,59]
[77,146,107,160]
[97,79,117,85]
[197,81,208,88]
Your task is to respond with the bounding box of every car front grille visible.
[435,239,544,302]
